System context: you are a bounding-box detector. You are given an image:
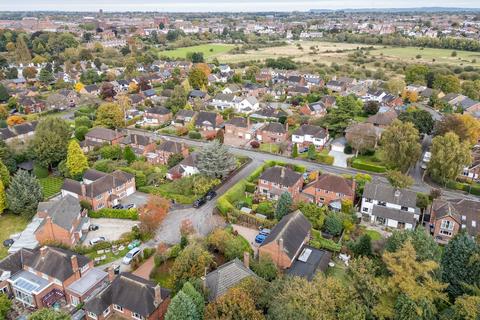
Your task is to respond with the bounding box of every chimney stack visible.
[71,255,80,280]
[280,167,285,179]
[243,252,250,269]
[40,246,48,258]
[108,266,116,282]
[154,285,162,307]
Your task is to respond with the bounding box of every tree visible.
[364,100,379,115]
[384,78,406,95]
[197,140,236,179]
[398,109,435,135]
[416,193,430,212]
[22,66,37,80]
[66,140,88,179]
[215,129,224,144]
[139,196,170,234]
[6,170,43,218]
[15,35,31,64]
[99,82,116,100]
[458,114,480,146]
[433,74,461,94]
[0,84,9,102]
[167,153,184,168]
[380,120,421,173]
[441,233,480,299]
[251,256,279,281]
[307,143,316,160]
[171,243,213,291]
[94,102,124,128]
[385,227,441,262]
[38,67,55,84]
[188,67,208,90]
[386,170,414,189]
[375,241,447,320]
[0,293,11,319]
[298,202,326,230]
[123,146,136,164]
[181,282,204,318]
[165,290,200,320]
[165,85,187,114]
[205,287,265,320]
[345,123,379,156]
[450,290,480,320]
[32,117,71,168]
[405,64,429,85]
[324,214,343,236]
[0,180,6,215]
[0,160,10,188]
[428,132,471,184]
[275,192,292,220]
[291,143,298,158]
[75,126,89,141]
[351,234,372,256]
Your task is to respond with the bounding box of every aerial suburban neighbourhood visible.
[0,2,479,320]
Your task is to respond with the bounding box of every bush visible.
[316,153,334,165]
[188,131,201,139]
[344,144,353,154]
[80,200,92,210]
[245,182,256,193]
[351,159,386,173]
[33,165,49,178]
[324,214,343,236]
[250,140,260,148]
[256,202,274,219]
[119,167,147,188]
[89,208,138,220]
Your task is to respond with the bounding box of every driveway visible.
[232,224,260,256]
[84,218,138,244]
[329,150,352,168]
[120,191,149,208]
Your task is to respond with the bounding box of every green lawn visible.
[156,43,234,60]
[86,246,130,266]
[259,143,280,154]
[39,176,64,199]
[326,258,348,285]
[364,229,382,241]
[0,214,29,259]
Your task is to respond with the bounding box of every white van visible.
[122,247,141,264]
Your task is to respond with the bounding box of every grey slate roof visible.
[121,134,152,146]
[261,122,286,134]
[372,205,417,226]
[86,127,123,142]
[157,140,184,153]
[432,198,480,237]
[195,111,219,128]
[287,245,332,281]
[261,210,312,260]
[363,182,417,208]
[0,128,17,140]
[226,117,248,128]
[37,195,83,230]
[205,258,256,301]
[259,166,302,187]
[293,124,327,139]
[85,273,170,317]
[145,106,171,115]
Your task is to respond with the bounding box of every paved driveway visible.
[120,191,149,208]
[84,218,138,244]
[329,150,352,168]
[232,224,260,256]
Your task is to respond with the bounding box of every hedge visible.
[309,230,342,252]
[446,180,480,196]
[188,131,201,139]
[351,159,386,173]
[245,182,256,193]
[89,208,138,220]
[316,154,335,165]
[119,167,147,188]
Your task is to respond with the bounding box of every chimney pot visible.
[243,252,250,269]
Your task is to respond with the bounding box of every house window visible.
[132,313,144,320]
[362,207,369,212]
[473,221,477,228]
[378,201,386,207]
[401,206,409,212]
[0,286,8,294]
[103,307,110,317]
[95,194,103,200]
[462,224,466,229]
[113,304,123,312]
[441,220,455,231]
[365,198,372,203]
[461,215,466,221]
[439,229,452,236]
[87,311,97,319]
[70,295,80,307]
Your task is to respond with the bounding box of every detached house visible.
[35,195,89,247]
[61,169,136,210]
[257,166,304,201]
[256,122,288,144]
[361,182,420,230]
[291,124,329,149]
[195,111,223,136]
[173,110,196,127]
[224,117,262,146]
[143,107,173,127]
[85,273,171,320]
[298,102,327,118]
[0,121,38,145]
[120,134,156,157]
[83,128,124,151]
[167,153,199,180]
[366,109,398,128]
[301,173,355,208]
[148,140,189,165]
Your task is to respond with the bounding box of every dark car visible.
[112,204,124,209]
[205,190,217,201]
[193,197,206,208]
[89,224,99,231]
[123,203,135,209]
[3,239,14,248]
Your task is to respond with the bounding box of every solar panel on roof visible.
[298,248,312,262]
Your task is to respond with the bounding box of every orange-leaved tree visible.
[139,195,170,234]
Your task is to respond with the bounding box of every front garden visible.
[350,150,387,173]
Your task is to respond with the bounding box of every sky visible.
[0,0,479,12]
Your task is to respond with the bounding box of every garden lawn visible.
[364,229,382,241]
[140,183,197,204]
[0,214,29,259]
[157,44,234,60]
[326,257,348,286]
[39,176,64,199]
[86,246,130,266]
[259,143,280,154]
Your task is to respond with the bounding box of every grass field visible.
[39,176,64,199]
[156,43,234,60]
[0,214,29,259]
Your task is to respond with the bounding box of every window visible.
[103,307,110,317]
[132,313,144,320]
[362,207,369,212]
[462,215,466,221]
[440,229,452,236]
[0,286,8,294]
[95,194,103,200]
[378,201,386,207]
[87,311,97,319]
[113,304,123,312]
[365,198,372,203]
[401,206,409,212]
[473,221,477,228]
[441,220,455,231]
[462,224,466,229]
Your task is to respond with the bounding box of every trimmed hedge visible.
[446,180,480,196]
[351,159,386,173]
[89,208,138,220]
[188,131,201,139]
[317,153,335,165]
[309,229,342,252]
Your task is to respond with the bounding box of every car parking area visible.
[119,191,149,208]
[232,224,260,256]
[84,218,139,245]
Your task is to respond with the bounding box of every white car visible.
[423,152,432,163]
[123,247,141,265]
[89,236,106,246]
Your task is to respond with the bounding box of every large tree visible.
[427,132,471,184]
[441,233,480,299]
[380,119,421,172]
[398,109,435,135]
[434,114,480,145]
[188,67,208,90]
[38,67,55,84]
[94,102,124,128]
[205,287,265,320]
[138,196,170,234]
[197,140,236,179]
[384,227,441,262]
[275,192,292,220]
[165,291,200,320]
[170,243,214,291]
[181,282,204,318]
[0,160,10,188]
[0,180,6,215]
[66,140,89,179]
[165,85,187,114]
[6,170,43,218]
[0,293,11,319]
[32,117,71,168]
[386,170,414,189]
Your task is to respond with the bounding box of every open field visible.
[0,214,29,259]
[156,43,234,59]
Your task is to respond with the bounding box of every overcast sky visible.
[1,0,479,12]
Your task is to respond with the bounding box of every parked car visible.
[89,236,106,246]
[123,203,135,209]
[3,239,14,248]
[193,197,206,208]
[205,190,217,201]
[112,204,124,209]
[88,224,99,231]
[255,234,268,244]
[128,239,141,250]
[259,228,271,236]
[123,247,141,264]
[423,152,432,163]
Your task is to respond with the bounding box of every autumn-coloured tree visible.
[74,82,84,93]
[139,196,170,233]
[180,219,195,237]
[205,287,265,320]
[6,115,25,126]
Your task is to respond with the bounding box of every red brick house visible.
[143,106,173,127]
[224,117,262,146]
[148,140,189,165]
[61,169,136,210]
[35,195,89,247]
[301,173,355,208]
[195,111,224,137]
[0,246,100,309]
[83,128,124,151]
[84,273,171,320]
[257,166,304,201]
[256,122,288,144]
[120,134,156,157]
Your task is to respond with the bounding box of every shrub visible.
[245,182,256,193]
[324,214,343,236]
[256,202,274,219]
[80,200,92,210]
[351,159,386,173]
[316,153,334,165]
[33,165,49,178]
[188,131,201,139]
[344,144,353,154]
[250,140,260,149]
[89,208,138,220]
